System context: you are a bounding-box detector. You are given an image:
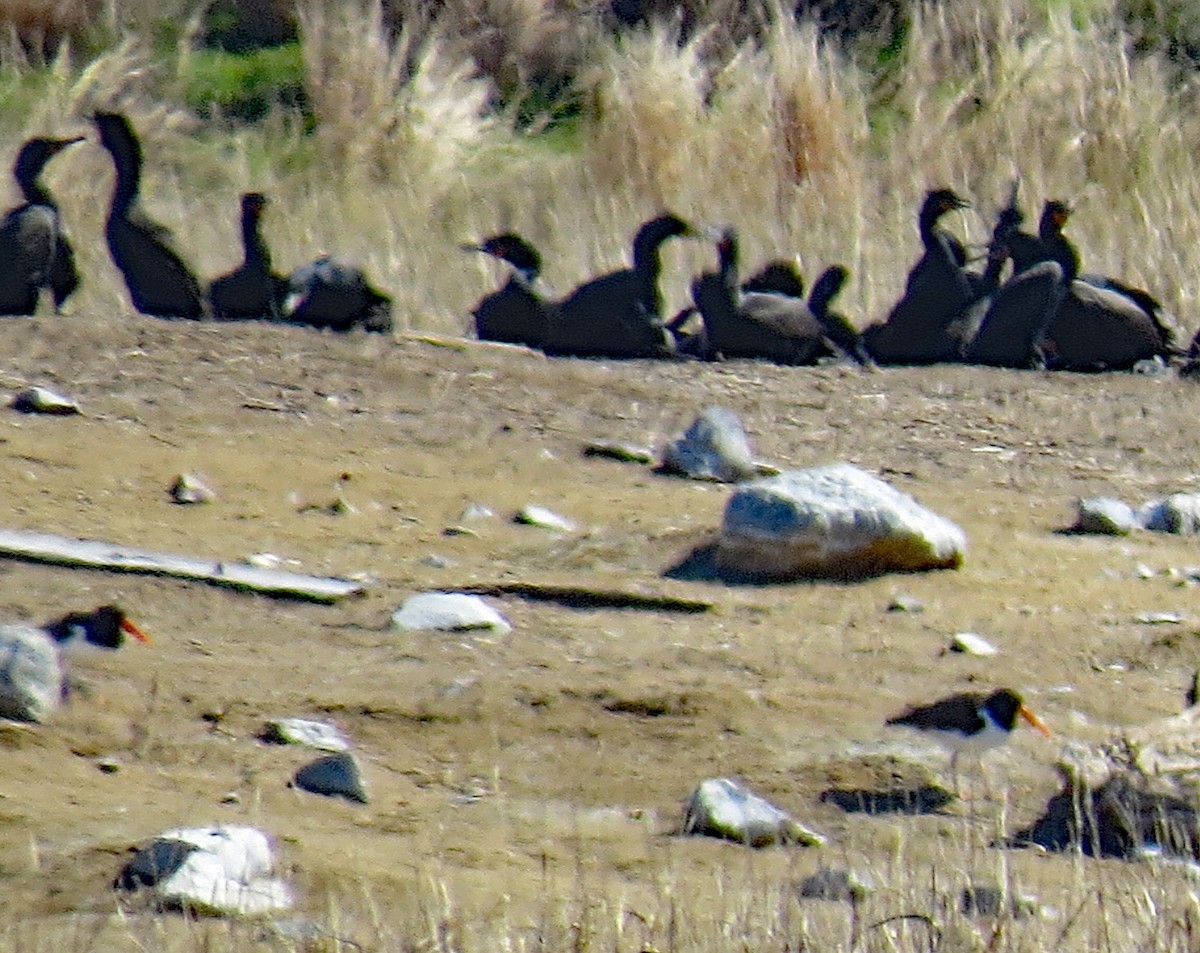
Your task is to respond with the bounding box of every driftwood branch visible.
[458,582,712,613]
[0,528,365,603]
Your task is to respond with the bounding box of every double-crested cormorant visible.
[0,135,83,315]
[93,111,206,319]
[543,213,695,359]
[461,233,554,348]
[862,189,983,365]
[283,255,393,333]
[208,192,286,321]
[691,228,866,365]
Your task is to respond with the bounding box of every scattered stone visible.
[514,505,576,533]
[460,503,495,521]
[887,594,925,613]
[169,472,216,504]
[716,464,966,580]
[961,883,1041,919]
[292,752,369,803]
[681,777,825,847]
[1142,494,1200,534]
[583,441,655,465]
[442,525,480,538]
[261,718,351,752]
[391,592,512,634]
[659,407,757,483]
[421,554,454,568]
[0,624,63,722]
[1134,611,1184,625]
[1073,497,1140,536]
[1135,563,1157,579]
[115,825,293,916]
[10,386,79,415]
[1132,356,1171,376]
[797,867,874,902]
[949,632,998,657]
[96,757,121,774]
[246,552,282,570]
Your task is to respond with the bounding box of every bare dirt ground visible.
[0,311,1199,949]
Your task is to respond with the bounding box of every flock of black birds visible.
[0,111,1188,371]
[0,112,393,333]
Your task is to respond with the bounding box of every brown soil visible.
[0,313,1197,947]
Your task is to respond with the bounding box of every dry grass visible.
[1,2,1200,950]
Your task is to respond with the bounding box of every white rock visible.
[10,386,79,415]
[951,632,998,656]
[391,592,511,634]
[682,777,825,847]
[514,505,576,532]
[1074,497,1140,535]
[262,717,350,752]
[660,407,757,483]
[716,464,966,579]
[1142,495,1200,534]
[170,472,217,504]
[0,624,62,722]
[117,825,292,917]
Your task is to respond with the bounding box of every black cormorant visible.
[283,255,393,333]
[93,111,206,319]
[543,213,695,359]
[208,192,286,321]
[0,135,83,315]
[461,233,554,348]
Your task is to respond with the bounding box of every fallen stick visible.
[458,582,712,613]
[0,528,365,603]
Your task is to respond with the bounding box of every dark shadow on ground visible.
[819,784,956,815]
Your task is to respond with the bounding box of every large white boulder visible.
[0,625,62,722]
[117,825,293,916]
[716,463,966,579]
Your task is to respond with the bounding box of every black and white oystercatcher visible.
[886,688,1050,793]
[0,605,150,723]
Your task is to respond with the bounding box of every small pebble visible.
[887,595,925,613]
[514,505,576,532]
[11,386,79,415]
[1134,611,1184,625]
[583,442,654,465]
[170,472,216,504]
[949,632,998,657]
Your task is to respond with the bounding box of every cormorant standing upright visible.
[0,135,83,315]
[93,111,206,319]
[208,192,286,320]
[544,213,695,359]
[461,233,554,348]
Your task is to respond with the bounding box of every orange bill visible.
[1019,704,1051,737]
[120,618,151,644]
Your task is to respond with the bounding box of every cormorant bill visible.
[208,192,287,321]
[544,213,695,359]
[92,111,207,320]
[283,255,393,333]
[0,135,83,315]
[461,233,554,349]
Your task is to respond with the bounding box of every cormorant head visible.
[241,191,269,217]
[923,188,970,221]
[1040,200,1072,233]
[469,233,542,278]
[13,136,83,185]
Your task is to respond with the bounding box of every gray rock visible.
[293,752,369,803]
[1074,497,1140,536]
[170,472,216,504]
[391,592,512,634]
[660,407,757,483]
[950,632,998,657]
[887,594,925,613]
[682,777,825,847]
[0,624,63,722]
[1133,611,1184,625]
[961,883,1042,919]
[797,867,874,901]
[10,386,79,415]
[116,825,292,916]
[514,505,576,532]
[1142,495,1200,534]
[716,464,966,579]
[261,718,351,752]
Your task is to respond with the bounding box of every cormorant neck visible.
[919,208,947,249]
[107,140,143,215]
[242,207,272,272]
[17,173,53,208]
[717,237,739,291]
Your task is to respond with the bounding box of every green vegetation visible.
[181,43,306,124]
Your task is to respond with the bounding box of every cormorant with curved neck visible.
[93,111,206,319]
[862,188,982,365]
[543,213,695,359]
[692,227,867,366]
[0,135,83,315]
[208,192,286,321]
[461,233,554,349]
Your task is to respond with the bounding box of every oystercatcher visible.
[886,688,1051,796]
